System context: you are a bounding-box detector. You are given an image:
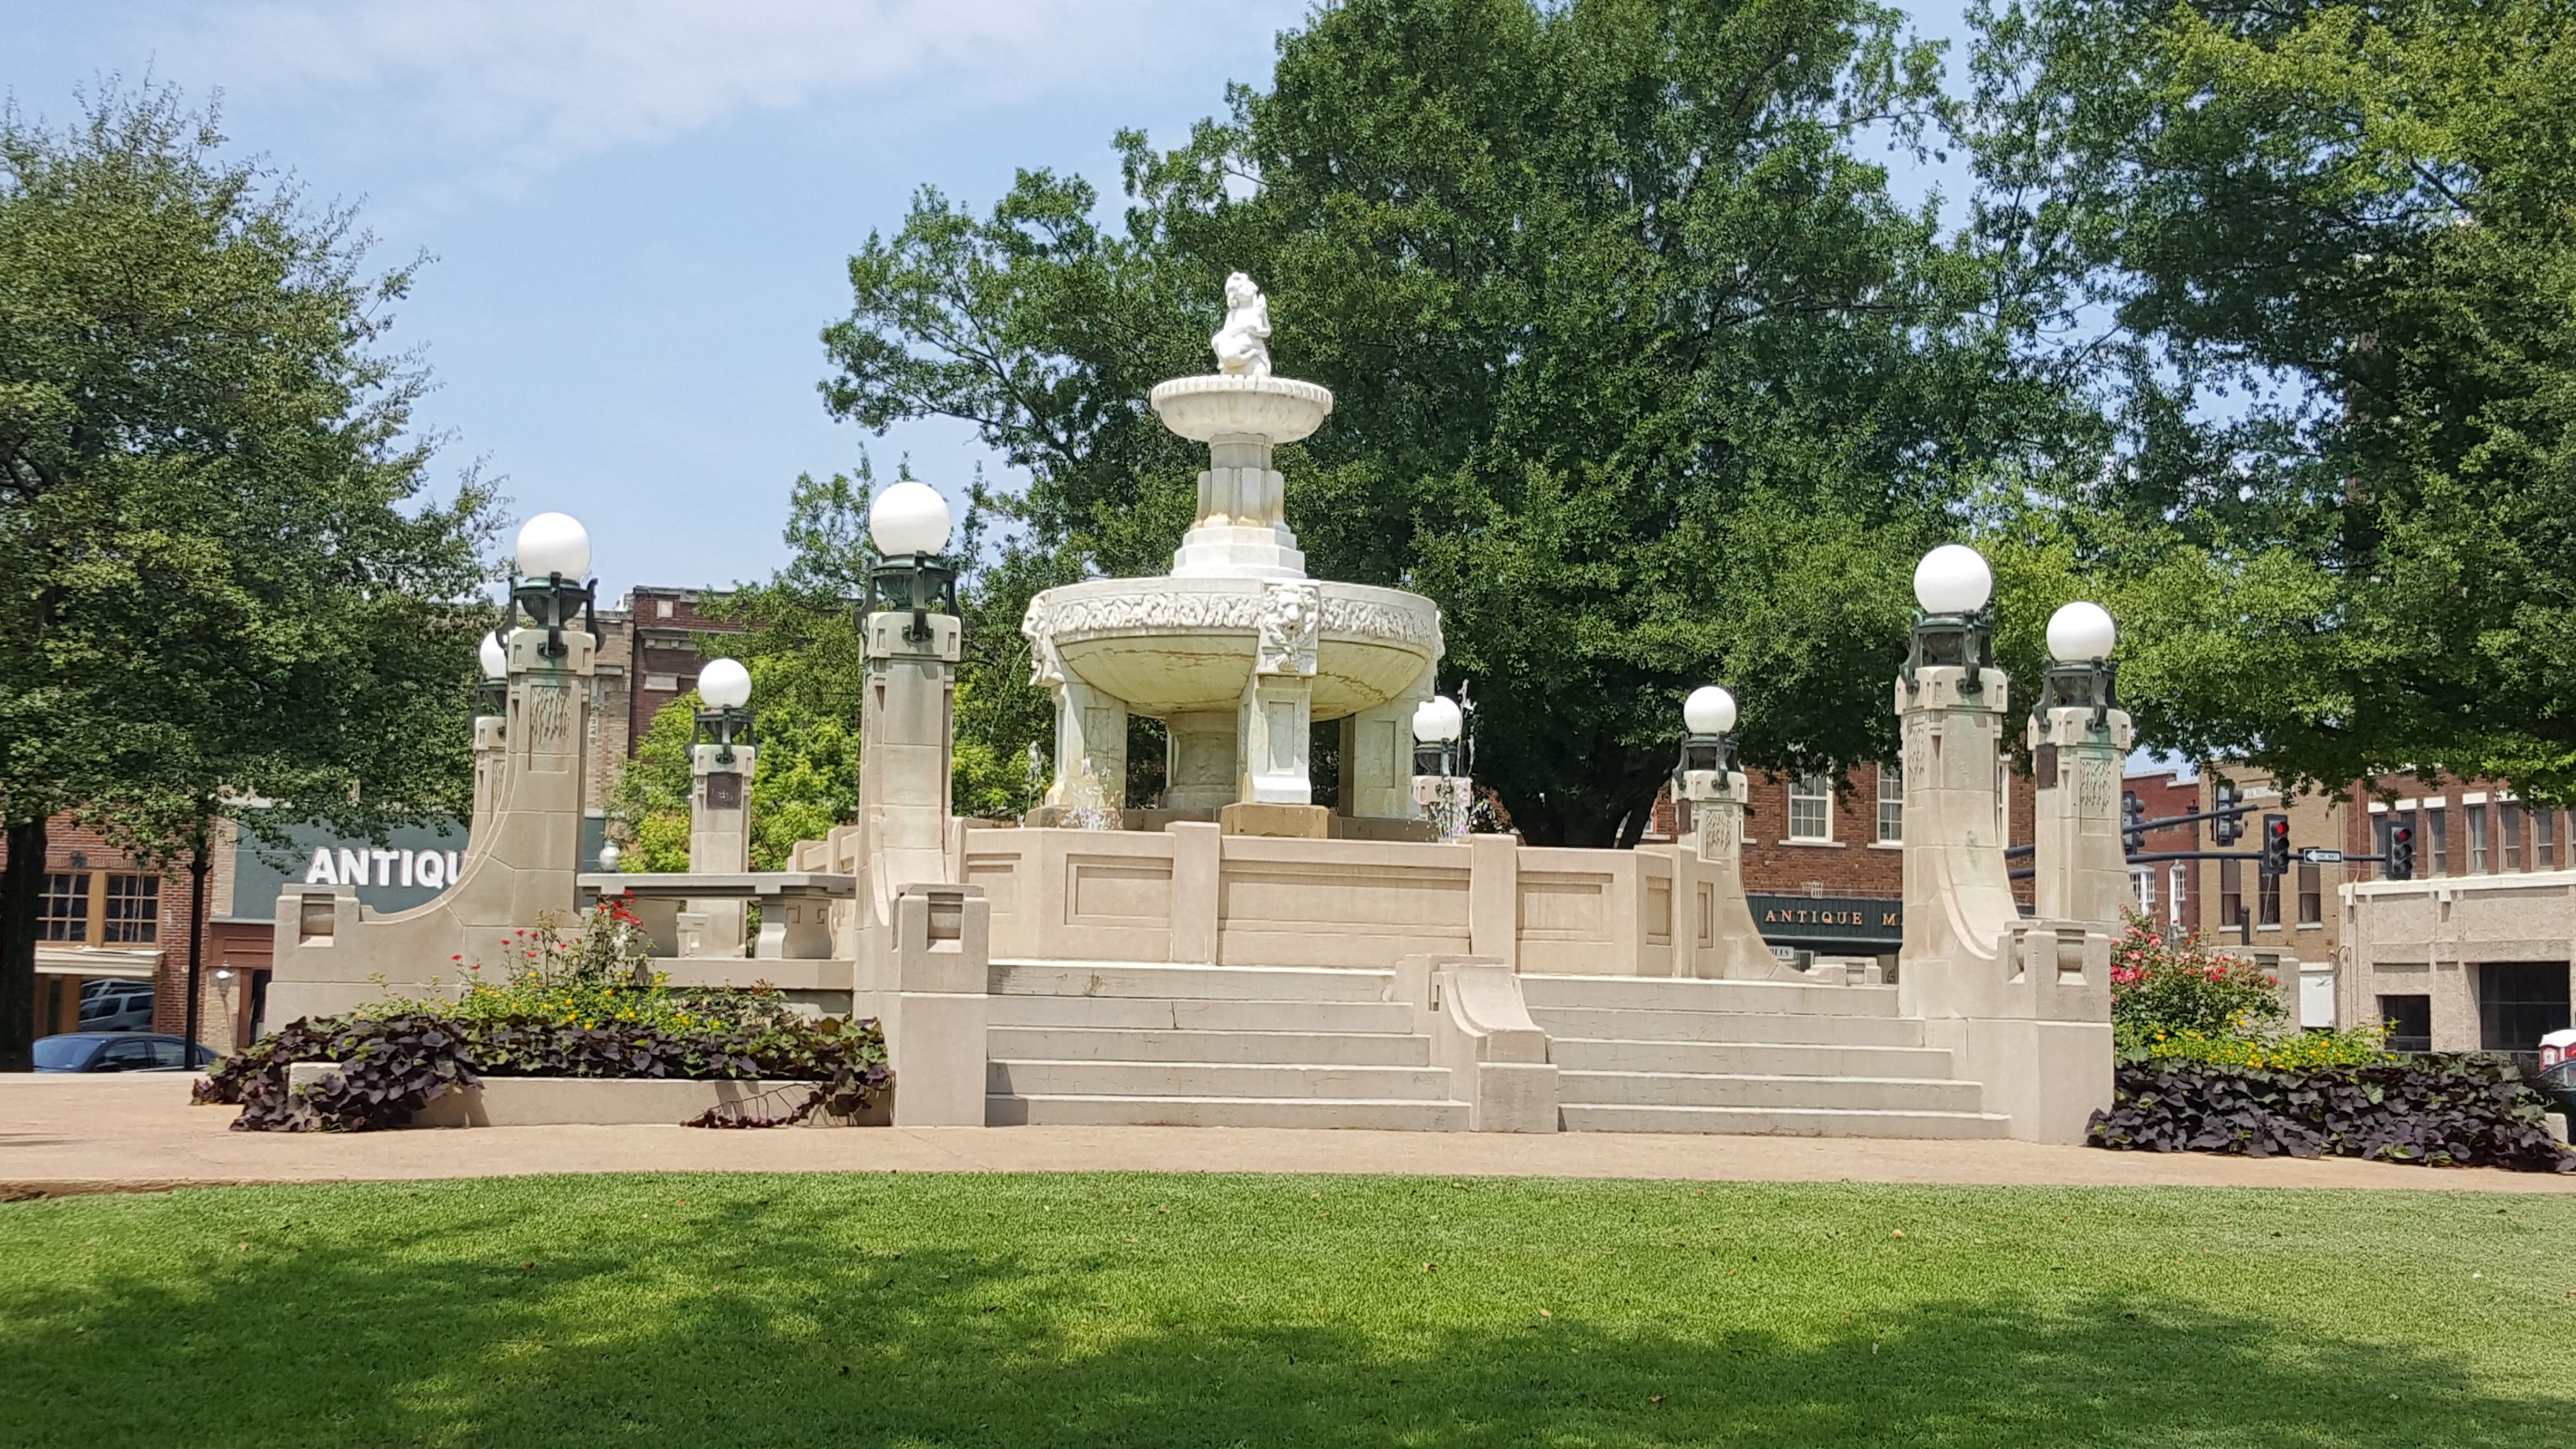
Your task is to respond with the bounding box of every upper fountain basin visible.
[1024,575,1440,719]
[1150,375,1335,445]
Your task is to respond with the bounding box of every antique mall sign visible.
[1745,893,1903,951]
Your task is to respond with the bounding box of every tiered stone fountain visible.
[1020,274,1443,832]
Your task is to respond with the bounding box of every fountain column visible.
[1032,629,1127,817]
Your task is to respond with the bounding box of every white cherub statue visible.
[1211,271,1272,377]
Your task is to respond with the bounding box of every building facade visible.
[1646,760,2040,971]
[2337,772,2574,1060]
[2,818,213,1044]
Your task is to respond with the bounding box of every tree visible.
[0,87,496,1068]
[824,0,2062,844]
[1968,0,2576,798]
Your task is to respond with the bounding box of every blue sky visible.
[7,0,1976,601]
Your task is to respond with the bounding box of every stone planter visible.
[280,1064,886,1127]
[411,1076,888,1128]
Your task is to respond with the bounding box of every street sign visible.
[2297,847,2344,864]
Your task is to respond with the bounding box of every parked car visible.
[2538,1031,2576,1125]
[75,987,154,1033]
[32,1033,217,1073]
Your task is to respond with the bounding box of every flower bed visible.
[2088,1055,2573,1171]
[193,900,890,1131]
[195,1007,890,1131]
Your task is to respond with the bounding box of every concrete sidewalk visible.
[5,1076,2569,1199]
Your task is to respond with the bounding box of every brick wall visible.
[623,587,744,744]
[1646,760,2039,905]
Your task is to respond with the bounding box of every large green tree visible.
[1968,0,2576,798]
[0,88,495,1067]
[823,0,2065,846]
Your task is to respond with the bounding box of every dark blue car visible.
[33,1033,218,1073]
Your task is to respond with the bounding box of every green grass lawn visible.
[3,1172,2571,1447]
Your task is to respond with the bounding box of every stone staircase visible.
[983,960,1469,1130]
[979,959,2007,1138]
[1521,974,2010,1139]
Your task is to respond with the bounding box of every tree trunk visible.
[0,817,48,1071]
[185,834,211,1054]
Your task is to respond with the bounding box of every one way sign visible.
[2298,848,2345,865]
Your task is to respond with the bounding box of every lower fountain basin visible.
[1023,575,1441,719]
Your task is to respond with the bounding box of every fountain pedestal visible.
[1021,310,1443,829]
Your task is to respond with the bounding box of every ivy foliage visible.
[2088,1056,2575,1172]
[193,1004,891,1133]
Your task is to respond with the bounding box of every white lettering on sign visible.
[301,844,466,889]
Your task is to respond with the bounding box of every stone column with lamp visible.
[1668,685,1791,979]
[2027,602,2134,928]
[851,481,990,1127]
[268,512,604,1024]
[1893,543,2112,1143]
[682,657,757,957]
[471,631,509,838]
[1409,695,1470,841]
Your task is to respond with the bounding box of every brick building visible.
[3,818,215,1043]
[1647,760,2040,970]
[623,587,742,747]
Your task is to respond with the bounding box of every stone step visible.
[1558,1069,1985,1113]
[987,994,1420,1035]
[988,1024,1430,1066]
[988,1093,1471,1131]
[1528,1005,1926,1047]
[1518,973,1899,1017]
[1559,1103,2011,1139]
[991,960,1395,1003]
[1548,1037,1956,1078]
[987,1058,1455,1101]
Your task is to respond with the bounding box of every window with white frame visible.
[2169,863,2188,927]
[1788,773,1833,842]
[1876,766,1902,843]
[2131,867,2155,913]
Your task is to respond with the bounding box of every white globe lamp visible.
[1913,544,1993,615]
[1413,695,1464,744]
[477,632,507,680]
[2046,601,2117,664]
[1683,685,1738,736]
[516,512,592,580]
[698,657,752,710]
[870,481,953,558]
[597,842,621,872]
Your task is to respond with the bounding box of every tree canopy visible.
[0,87,495,1065]
[823,0,2074,845]
[1969,0,2576,798]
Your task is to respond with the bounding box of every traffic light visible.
[2121,792,2145,856]
[2388,824,2415,881]
[2211,782,2242,844]
[2260,813,2290,876]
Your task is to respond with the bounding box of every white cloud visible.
[127,0,1282,178]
